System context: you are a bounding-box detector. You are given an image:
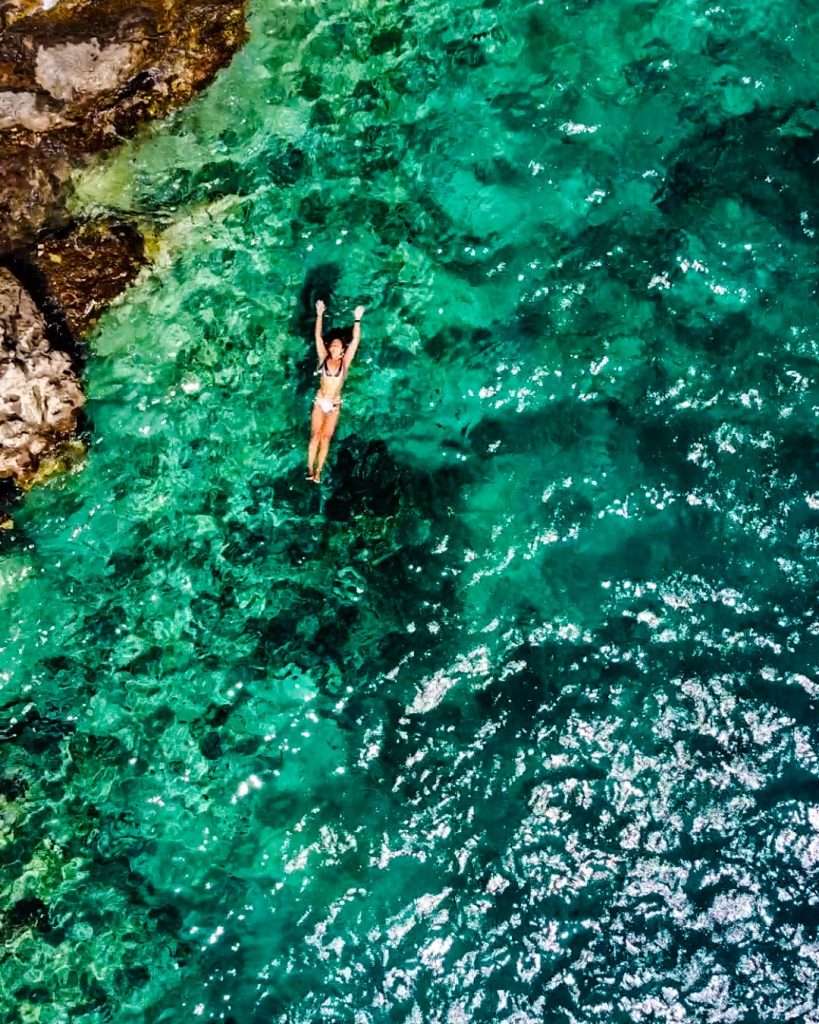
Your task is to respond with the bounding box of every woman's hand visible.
[354,305,365,320]
[316,299,326,315]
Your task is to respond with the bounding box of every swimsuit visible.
[314,356,344,414]
[315,395,340,414]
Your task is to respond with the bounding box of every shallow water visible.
[2,1,819,1021]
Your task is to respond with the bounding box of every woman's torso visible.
[318,356,345,398]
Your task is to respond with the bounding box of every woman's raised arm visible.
[343,305,366,369]
[314,299,328,362]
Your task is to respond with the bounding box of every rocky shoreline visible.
[0,0,247,523]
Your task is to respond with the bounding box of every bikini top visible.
[319,356,344,378]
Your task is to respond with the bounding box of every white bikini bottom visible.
[315,395,341,414]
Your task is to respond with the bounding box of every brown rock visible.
[0,0,247,519]
[29,219,146,337]
[0,0,248,253]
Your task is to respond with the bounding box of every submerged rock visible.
[325,438,404,521]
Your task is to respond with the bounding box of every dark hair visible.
[325,329,349,348]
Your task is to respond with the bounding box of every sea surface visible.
[2,1,819,1021]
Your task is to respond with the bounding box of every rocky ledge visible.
[0,0,247,523]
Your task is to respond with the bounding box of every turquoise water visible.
[3,1,819,1020]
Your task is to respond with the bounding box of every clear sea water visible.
[2,1,819,1021]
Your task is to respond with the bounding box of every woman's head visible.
[326,335,345,359]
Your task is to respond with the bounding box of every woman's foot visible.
[311,474,321,484]
[306,471,315,480]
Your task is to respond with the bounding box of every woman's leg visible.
[313,407,340,482]
[307,401,324,478]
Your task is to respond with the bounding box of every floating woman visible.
[307,299,365,483]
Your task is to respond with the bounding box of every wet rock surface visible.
[28,219,146,338]
[0,0,248,518]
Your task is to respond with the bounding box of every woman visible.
[307,299,365,483]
